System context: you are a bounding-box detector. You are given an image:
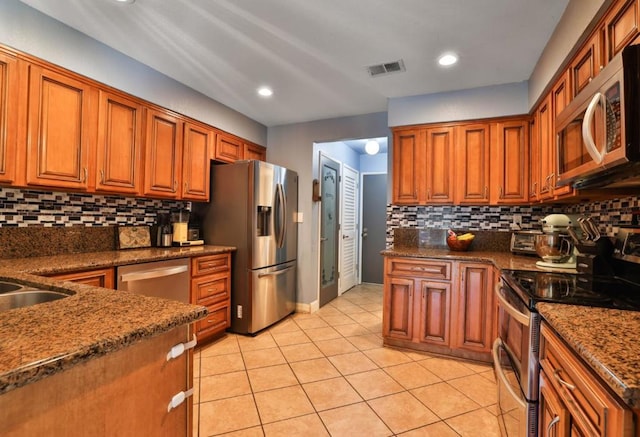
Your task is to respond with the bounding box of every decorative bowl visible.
[446,236,473,252]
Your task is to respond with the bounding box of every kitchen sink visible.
[0,281,73,312]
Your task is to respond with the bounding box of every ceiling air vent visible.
[366,59,406,77]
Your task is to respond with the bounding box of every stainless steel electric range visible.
[493,228,640,437]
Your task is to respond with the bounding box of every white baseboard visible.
[295,300,320,314]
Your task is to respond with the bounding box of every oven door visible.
[493,338,537,437]
[495,281,540,401]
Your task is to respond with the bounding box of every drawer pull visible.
[166,334,197,361]
[553,369,576,391]
[410,267,441,273]
[547,416,560,437]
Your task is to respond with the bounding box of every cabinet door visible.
[425,127,454,203]
[417,280,451,346]
[214,133,242,163]
[539,370,569,437]
[570,31,602,98]
[182,122,213,201]
[95,90,143,194]
[551,72,574,199]
[26,64,93,190]
[605,0,639,61]
[0,50,17,184]
[455,124,490,204]
[392,128,425,204]
[244,142,266,161]
[383,276,414,340]
[144,109,183,198]
[529,117,539,201]
[451,262,494,354]
[493,120,529,204]
[537,94,554,200]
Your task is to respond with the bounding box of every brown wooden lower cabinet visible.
[190,253,231,343]
[383,256,495,362]
[0,325,193,436]
[539,322,634,436]
[48,267,115,289]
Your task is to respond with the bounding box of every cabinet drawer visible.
[192,273,229,305]
[196,304,229,338]
[386,257,451,280]
[191,253,230,277]
[540,323,632,436]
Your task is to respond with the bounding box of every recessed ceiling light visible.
[114,0,135,3]
[257,87,273,97]
[438,53,458,67]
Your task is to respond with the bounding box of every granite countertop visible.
[537,303,640,408]
[0,245,235,395]
[381,246,544,272]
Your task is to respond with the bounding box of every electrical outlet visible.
[512,215,522,228]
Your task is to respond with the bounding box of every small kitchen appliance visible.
[534,214,578,269]
[510,230,542,255]
[171,208,190,245]
[156,213,173,247]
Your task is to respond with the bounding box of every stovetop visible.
[502,269,640,311]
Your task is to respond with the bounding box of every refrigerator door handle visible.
[275,183,287,248]
[257,265,295,278]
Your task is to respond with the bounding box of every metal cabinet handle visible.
[553,369,575,391]
[100,169,105,184]
[427,189,431,200]
[174,180,178,192]
[547,416,560,437]
[81,167,88,182]
[549,173,556,189]
[484,185,488,198]
[499,185,503,199]
[411,266,442,273]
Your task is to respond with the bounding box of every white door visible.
[339,164,359,294]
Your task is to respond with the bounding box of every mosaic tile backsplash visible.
[0,187,189,227]
[386,195,640,246]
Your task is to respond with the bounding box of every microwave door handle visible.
[582,93,605,164]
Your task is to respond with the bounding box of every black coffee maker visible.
[156,213,173,247]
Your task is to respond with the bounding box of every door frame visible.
[359,171,387,285]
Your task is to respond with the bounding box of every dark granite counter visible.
[537,303,640,408]
[0,245,235,395]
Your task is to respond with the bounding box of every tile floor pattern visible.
[192,284,501,436]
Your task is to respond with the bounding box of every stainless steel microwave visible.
[556,44,640,189]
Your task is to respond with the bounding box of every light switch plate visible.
[294,212,303,223]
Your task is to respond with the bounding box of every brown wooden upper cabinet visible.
[570,30,602,98]
[0,50,17,184]
[214,133,243,163]
[425,127,455,204]
[392,128,424,204]
[24,63,94,190]
[182,121,213,201]
[605,0,640,61]
[244,142,267,161]
[492,120,529,204]
[95,90,143,195]
[143,109,183,198]
[455,123,491,205]
[535,94,554,201]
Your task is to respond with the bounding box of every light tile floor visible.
[193,283,500,436]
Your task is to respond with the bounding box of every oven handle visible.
[494,282,530,326]
[492,338,527,410]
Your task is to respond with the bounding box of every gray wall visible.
[0,0,266,145]
[315,141,361,172]
[388,81,529,126]
[360,153,388,174]
[267,112,390,305]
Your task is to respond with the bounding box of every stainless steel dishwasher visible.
[116,258,190,303]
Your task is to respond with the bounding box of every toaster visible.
[510,231,542,255]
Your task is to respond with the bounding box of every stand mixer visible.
[535,214,580,269]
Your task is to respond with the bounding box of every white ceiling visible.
[20,0,569,127]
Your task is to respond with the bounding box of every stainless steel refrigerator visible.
[194,160,298,334]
